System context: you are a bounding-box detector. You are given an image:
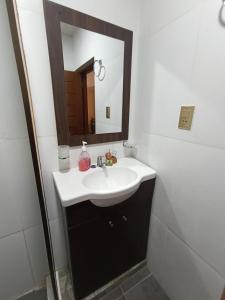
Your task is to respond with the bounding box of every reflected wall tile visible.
[37,136,61,220]
[0,232,34,300]
[0,139,42,237]
[17,8,57,137]
[50,218,67,270]
[24,225,49,286]
[0,1,28,140]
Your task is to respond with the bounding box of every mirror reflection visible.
[60,23,124,135]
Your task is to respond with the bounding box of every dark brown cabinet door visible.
[66,179,155,300]
[68,217,118,299]
[118,179,155,262]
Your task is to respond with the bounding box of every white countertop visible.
[53,157,156,207]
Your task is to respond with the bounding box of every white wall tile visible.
[135,6,203,143]
[0,140,22,237]
[148,216,224,300]
[0,232,34,300]
[37,136,62,221]
[16,0,43,14]
[0,138,42,238]
[0,1,27,139]
[0,139,42,232]
[140,0,204,36]
[24,225,49,286]
[138,134,225,279]
[17,8,57,138]
[190,0,225,150]
[50,218,67,270]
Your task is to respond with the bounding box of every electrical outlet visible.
[178,106,195,130]
[106,106,110,119]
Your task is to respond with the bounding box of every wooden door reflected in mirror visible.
[64,57,96,135]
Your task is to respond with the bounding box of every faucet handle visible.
[97,155,105,167]
[97,155,102,165]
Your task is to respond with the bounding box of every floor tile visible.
[17,289,47,300]
[98,286,122,300]
[35,289,48,300]
[120,266,150,292]
[125,276,169,300]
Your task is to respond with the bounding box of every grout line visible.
[22,223,43,232]
[142,132,225,153]
[119,284,127,300]
[22,229,36,286]
[140,1,204,39]
[123,293,128,300]
[123,273,152,295]
[36,134,57,139]
[189,1,204,87]
[0,136,28,141]
[119,285,124,297]
[0,230,22,240]
[152,214,225,282]
[0,221,48,244]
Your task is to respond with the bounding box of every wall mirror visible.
[44,1,133,146]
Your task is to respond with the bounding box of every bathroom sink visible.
[53,157,156,207]
[83,167,137,191]
[82,167,138,207]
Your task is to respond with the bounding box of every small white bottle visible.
[58,145,70,171]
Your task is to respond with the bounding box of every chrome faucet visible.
[97,155,106,168]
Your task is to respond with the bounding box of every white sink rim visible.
[82,167,139,195]
[53,157,156,207]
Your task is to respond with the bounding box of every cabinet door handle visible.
[122,215,127,222]
[109,221,114,228]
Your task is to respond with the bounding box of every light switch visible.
[106,106,110,119]
[178,106,195,130]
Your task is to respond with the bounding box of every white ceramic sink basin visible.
[83,167,138,191]
[53,158,156,207]
[83,167,138,207]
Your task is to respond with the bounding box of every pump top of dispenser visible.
[79,141,91,171]
[82,141,87,151]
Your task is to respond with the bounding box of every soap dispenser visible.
[79,141,91,171]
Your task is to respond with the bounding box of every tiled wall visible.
[16,0,141,272]
[135,0,225,299]
[0,2,48,299]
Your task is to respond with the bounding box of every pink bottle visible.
[78,141,91,171]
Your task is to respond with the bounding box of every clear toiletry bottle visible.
[78,141,91,171]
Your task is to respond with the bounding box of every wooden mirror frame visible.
[43,0,133,146]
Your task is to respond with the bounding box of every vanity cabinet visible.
[64,178,155,300]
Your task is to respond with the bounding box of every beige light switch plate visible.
[178,106,195,130]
